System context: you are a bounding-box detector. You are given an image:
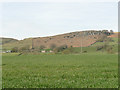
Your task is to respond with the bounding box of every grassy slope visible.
[0,38,18,45]
[2,53,118,88]
[63,37,118,54]
[1,33,118,51]
[2,38,32,50]
[92,37,118,53]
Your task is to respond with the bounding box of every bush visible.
[97,35,107,42]
[96,46,103,51]
[96,42,108,51]
[50,44,56,50]
[83,51,87,53]
[39,45,45,50]
[110,30,114,35]
[53,45,68,53]
[11,47,18,52]
[19,45,30,52]
[96,42,114,54]
[104,37,114,42]
[106,46,114,54]
[97,35,114,43]
[62,47,74,54]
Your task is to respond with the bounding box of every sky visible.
[0,1,118,40]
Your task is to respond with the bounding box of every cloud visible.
[1,2,118,39]
[0,0,119,2]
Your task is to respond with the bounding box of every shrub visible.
[62,47,74,54]
[39,45,45,50]
[11,47,18,52]
[104,37,114,42]
[97,35,113,43]
[19,45,30,52]
[96,46,103,51]
[83,50,87,53]
[50,44,56,50]
[106,45,114,54]
[96,42,108,51]
[97,35,107,42]
[53,45,68,53]
[110,30,114,35]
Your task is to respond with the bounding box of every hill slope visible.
[2,30,115,50]
[0,38,18,45]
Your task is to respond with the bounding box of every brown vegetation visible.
[32,30,112,49]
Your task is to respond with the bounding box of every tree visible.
[102,30,110,35]
[106,46,113,54]
[110,30,114,35]
[96,45,103,51]
[104,37,114,42]
[19,45,30,52]
[11,47,18,52]
[53,45,68,53]
[50,44,56,50]
[62,47,74,54]
[97,35,107,42]
[39,45,45,50]
[96,37,114,53]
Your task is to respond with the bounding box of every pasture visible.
[2,53,118,88]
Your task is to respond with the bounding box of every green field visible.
[2,53,118,88]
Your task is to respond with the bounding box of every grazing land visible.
[2,53,118,88]
[2,31,118,88]
[1,30,117,50]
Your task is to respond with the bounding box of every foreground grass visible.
[2,53,118,88]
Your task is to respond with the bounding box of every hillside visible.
[2,30,116,50]
[2,38,32,50]
[0,38,18,45]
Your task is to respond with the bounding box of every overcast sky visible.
[0,1,118,40]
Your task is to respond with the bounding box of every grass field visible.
[2,53,118,88]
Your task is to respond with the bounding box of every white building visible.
[49,50,53,53]
[41,50,46,53]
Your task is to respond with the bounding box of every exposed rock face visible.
[32,30,113,48]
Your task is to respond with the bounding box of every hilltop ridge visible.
[32,30,114,48]
[1,30,116,50]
